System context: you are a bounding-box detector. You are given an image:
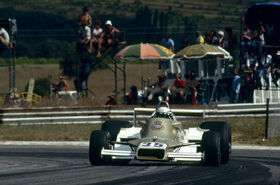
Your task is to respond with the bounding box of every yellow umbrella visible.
[175,44,231,59]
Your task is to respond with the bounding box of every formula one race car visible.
[89,101,231,166]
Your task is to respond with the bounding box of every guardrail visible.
[0,103,279,125]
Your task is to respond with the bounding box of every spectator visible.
[230,69,241,103]
[160,33,175,52]
[127,85,138,105]
[0,26,10,53]
[171,73,185,103]
[103,20,120,48]
[225,27,237,55]
[106,96,117,105]
[195,31,204,44]
[211,31,219,45]
[217,30,227,48]
[246,50,259,88]
[159,33,175,73]
[241,70,254,103]
[272,51,280,87]
[240,25,252,58]
[253,21,265,60]
[184,71,199,104]
[204,31,212,44]
[76,6,92,27]
[88,20,103,57]
[56,76,69,91]
[257,54,272,90]
[143,74,169,103]
[52,76,69,98]
[77,24,91,52]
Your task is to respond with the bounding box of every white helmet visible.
[154,101,173,119]
[218,30,224,37]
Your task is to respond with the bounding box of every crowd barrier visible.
[0,103,279,125]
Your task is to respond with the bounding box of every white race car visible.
[89,101,231,166]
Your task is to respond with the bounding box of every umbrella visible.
[175,44,231,59]
[114,43,174,61]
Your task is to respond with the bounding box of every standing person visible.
[127,85,138,105]
[76,6,92,27]
[88,20,103,57]
[272,51,280,87]
[103,20,120,48]
[0,26,10,53]
[160,33,175,52]
[240,25,252,58]
[217,30,227,48]
[230,69,241,103]
[159,33,175,73]
[211,30,219,45]
[253,21,265,60]
[257,54,272,90]
[195,31,204,44]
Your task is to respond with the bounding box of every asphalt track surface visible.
[0,146,280,185]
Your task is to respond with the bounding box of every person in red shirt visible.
[171,73,185,103]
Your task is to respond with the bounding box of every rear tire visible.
[89,130,111,166]
[200,121,231,164]
[102,120,132,141]
[101,120,133,165]
[202,131,221,166]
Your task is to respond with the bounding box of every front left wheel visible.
[89,130,111,166]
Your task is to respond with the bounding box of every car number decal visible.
[139,142,167,149]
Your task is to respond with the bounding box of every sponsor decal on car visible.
[151,121,164,130]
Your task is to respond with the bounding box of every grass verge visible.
[0,117,279,146]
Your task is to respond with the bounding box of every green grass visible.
[0,117,279,146]
[0,57,62,65]
[0,0,267,32]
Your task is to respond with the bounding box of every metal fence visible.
[1,103,280,125]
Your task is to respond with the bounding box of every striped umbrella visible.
[175,44,231,59]
[114,43,174,61]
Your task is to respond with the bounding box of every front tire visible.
[200,121,231,164]
[202,131,221,166]
[89,130,111,166]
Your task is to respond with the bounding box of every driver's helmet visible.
[154,106,173,119]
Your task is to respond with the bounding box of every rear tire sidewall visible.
[200,121,231,164]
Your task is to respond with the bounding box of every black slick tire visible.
[102,120,132,141]
[89,130,110,166]
[202,131,221,166]
[200,121,231,164]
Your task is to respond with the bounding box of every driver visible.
[153,102,175,120]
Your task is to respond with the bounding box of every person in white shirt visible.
[0,26,10,52]
[88,20,103,57]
